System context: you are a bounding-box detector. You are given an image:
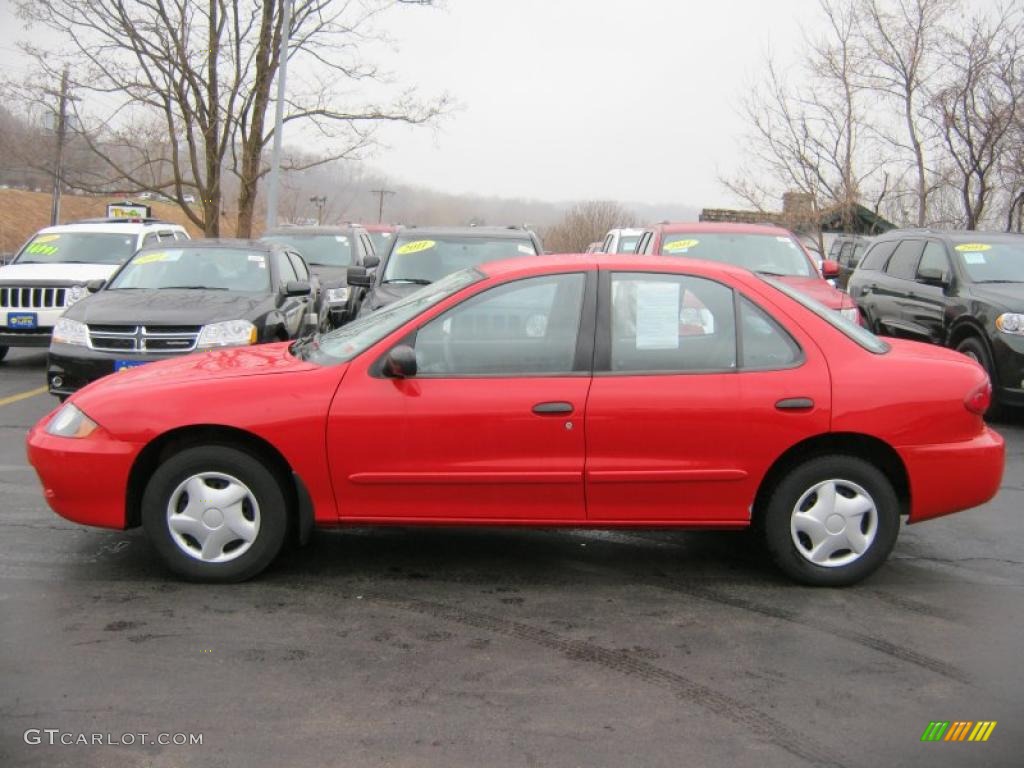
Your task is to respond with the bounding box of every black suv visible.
[349,226,543,316]
[261,225,377,327]
[828,234,873,290]
[847,229,1024,412]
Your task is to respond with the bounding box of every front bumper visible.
[26,413,140,530]
[0,329,52,348]
[899,427,1004,523]
[48,343,188,396]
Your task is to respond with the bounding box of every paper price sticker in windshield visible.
[395,240,436,255]
[663,239,700,253]
[955,243,992,253]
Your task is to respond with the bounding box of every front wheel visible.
[141,445,289,582]
[0,345,8,362]
[956,336,1002,419]
[762,456,900,586]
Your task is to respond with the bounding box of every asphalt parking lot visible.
[1,346,1022,768]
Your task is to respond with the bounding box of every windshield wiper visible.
[755,269,788,277]
[974,279,1022,284]
[163,285,228,290]
[383,278,432,285]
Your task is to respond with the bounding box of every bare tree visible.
[543,201,637,253]
[857,0,956,226]
[12,0,448,237]
[930,5,1023,229]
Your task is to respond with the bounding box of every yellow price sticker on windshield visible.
[955,243,992,253]
[663,239,700,252]
[395,240,436,255]
[133,251,169,264]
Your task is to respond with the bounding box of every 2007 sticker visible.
[395,240,436,255]
[663,239,700,253]
[955,243,992,252]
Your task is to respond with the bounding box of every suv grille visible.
[1,287,67,308]
[87,325,202,353]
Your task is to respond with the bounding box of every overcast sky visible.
[0,0,826,209]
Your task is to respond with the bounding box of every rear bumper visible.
[26,415,140,530]
[898,428,1004,523]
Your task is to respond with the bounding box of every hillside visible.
[0,189,216,254]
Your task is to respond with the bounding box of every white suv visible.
[0,218,189,359]
[600,227,646,254]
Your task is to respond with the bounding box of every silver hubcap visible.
[790,479,878,568]
[166,472,260,563]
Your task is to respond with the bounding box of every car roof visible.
[651,221,793,236]
[35,221,185,235]
[608,228,645,236]
[877,228,1024,243]
[262,225,364,236]
[137,238,275,251]
[397,226,535,239]
[477,252,756,282]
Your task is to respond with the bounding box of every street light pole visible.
[309,195,327,225]
[264,0,294,231]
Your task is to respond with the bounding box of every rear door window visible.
[885,240,925,280]
[858,240,897,271]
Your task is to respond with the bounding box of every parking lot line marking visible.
[0,386,48,408]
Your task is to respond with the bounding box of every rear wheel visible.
[956,335,1003,419]
[141,445,288,582]
[762,455,900,586]
[0,346,8,362]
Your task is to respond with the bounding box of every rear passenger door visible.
[868,239,924,337]
[584,270,830,523]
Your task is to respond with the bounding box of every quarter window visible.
[739,297,802,369]
[610,273,736,372]
[414,273,586,376]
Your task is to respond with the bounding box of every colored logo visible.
[921,721,997,742]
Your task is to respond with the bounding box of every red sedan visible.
[634,222,860,322]
[27,255,1003,585]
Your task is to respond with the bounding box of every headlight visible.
[52,318,89,346]
[324,286,351,304]
[838,307,860,324]
[196,320,258,349]
[996,313,1024,335]
[45,403,99,438]
[65,284,86,306]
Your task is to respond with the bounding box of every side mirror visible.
[821,259,840,279]
[383,344,417,378]
[918,267,949,287]
[86,279,105,293]
[347,266,372,287]
[363,254,380,269]
[283,280,311,297]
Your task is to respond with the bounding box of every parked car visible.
[600,227,646,254]
[829,234,873,290]
[46,239,320,398]
[261,225,376,327]
[0,217,189,361]
[634,222,858,322]
[28,254,1002,585]
[847,229,1024,414]
[351,226,543,316]
[585,241,603,254]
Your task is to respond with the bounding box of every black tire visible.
[141,445,289,582]
[955,335,1003,419]
[0,345,8,362]
[762,455,900,586]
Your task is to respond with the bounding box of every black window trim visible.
[593,269,806,377]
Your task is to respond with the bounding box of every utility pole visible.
[309,195,326,225]
[265,0,294,230]
[370,188,395,223]
[47,67,78,226]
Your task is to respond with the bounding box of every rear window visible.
[949,237,1024,283]
[759,275,890,354]
[659,233,814,277]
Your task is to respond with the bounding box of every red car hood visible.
[775,275,851,310]
[73,342,321,402]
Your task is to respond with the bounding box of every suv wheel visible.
[956,336,1002,418]
[0,346,7,362]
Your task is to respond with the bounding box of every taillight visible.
[964,380,991,415]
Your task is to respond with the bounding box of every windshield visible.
[108,247,271,292]
[16,232,137,265]
[294,268,482,364]
[660,233,815,277]
[617,236,640,253]
[261,234,353,266]
[382,235,537,284]
[951,238,1024,283]
[761,275,889,353]
[368,231,395,258]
